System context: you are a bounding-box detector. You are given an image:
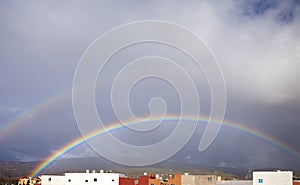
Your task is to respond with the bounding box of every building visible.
[38,170,162,185]
[137,176,149,185]
[182,174,217,185]
[216,180,252,185]
[119,177,135,185]
[41,175,65,185]
[166,173,217,185]
[18,177,41,185]
[20,170,298,185]
[148,174,161,185]
[167,174,181,185]
[253,171,293,185]
[65,170,120,185]
[119,173,161,185]
[293,180,300,185]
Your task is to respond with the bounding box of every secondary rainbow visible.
[30,116,300,177]
[0,87,71,140]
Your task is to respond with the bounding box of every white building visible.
[252,171,293,185]
[217,180,252,185]
[65,170,120,185]
[41,175,65,185]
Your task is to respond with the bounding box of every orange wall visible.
[168,174,181,185]
[293,181,300,185]
[149,178,160,185]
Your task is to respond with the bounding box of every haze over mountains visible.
[0,157,251,178]
[2,157,299,179]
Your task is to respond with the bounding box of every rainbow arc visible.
[30,116,300,177]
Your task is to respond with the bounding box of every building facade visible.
[119,177,135,185]
[168,174,182,185]
[182,174,217,185]
[119,174,161,185]
[294,180,300,185]
[217,180,252,185]
[41,175,65,185]
[18,177,41,185]
[253,171,292,185]
[65,170,120,185]
[148,174,161,185]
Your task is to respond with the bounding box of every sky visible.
[0,0,300,171]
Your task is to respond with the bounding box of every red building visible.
[119,174,161,185]
[119,177,135,185]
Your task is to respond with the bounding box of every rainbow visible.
[30,116,300,177]
[0,88,71,140]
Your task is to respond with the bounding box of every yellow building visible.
[18,177,41,185]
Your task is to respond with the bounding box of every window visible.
[85,180,88,183]
[207,177,212,181]
[48,178,51,182]
[151,183,154,185]
[68,179,71,182]
[258,179,263,183]
[134,179,138,184]
[112,179,115,182]
[94,178,97,182]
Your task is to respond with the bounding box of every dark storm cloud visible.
[0,0,299,170]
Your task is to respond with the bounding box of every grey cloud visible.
[0,0,299,170]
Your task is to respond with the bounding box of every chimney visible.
[86,170,89,174]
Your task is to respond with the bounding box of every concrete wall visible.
[253,171,292,185]
[41,175,65,185]
[182,175,217,185]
